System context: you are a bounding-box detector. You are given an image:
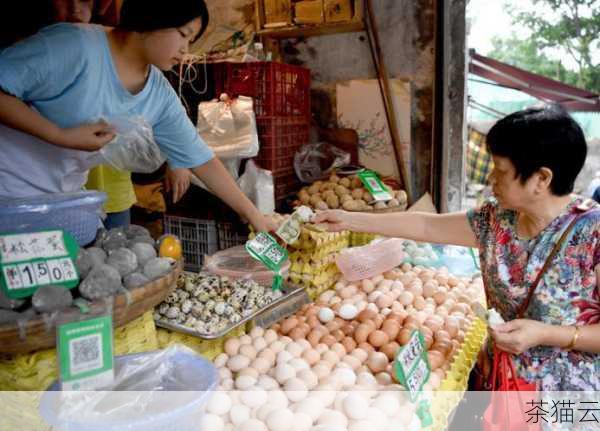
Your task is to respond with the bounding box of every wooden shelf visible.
[258,19,365,39]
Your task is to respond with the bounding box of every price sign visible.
[58,315,114,391]
[246,233,289,291]
[358,170,393,202]
[393,330,431,402]
[0,230,80,299]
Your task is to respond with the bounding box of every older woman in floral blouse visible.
[315,106,600,391]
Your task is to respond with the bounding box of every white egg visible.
[289,358,310,372]
[343,393,369,420]
[207,392,232,416]
[253,337,267,352]
[257,375,279,391]
[239,335,252,345]
[219,378,234,391]
[270,340,285,353]
[375,372,393,386]
[240,344,258,360]
[214,353,228,368]
[219,367,232,381]
[317,409,348,428]
[235,375,257,390]
[228,355,250,372]
[313,363,331,381]
[240,387,268,409]
[284,377,308,402]
[239,418,268,431]
[318,307,335,323]
[296,339,311,351]
[251,357,271,374]
[349,419,376,431]
[334,392,348,412]
[356,372,377,388]
[264,329,278,344]
[275,363,296,384]
[372,394,401,417]
[367,407,389,430]
[294,396,324,421]
[313,384,336,407]
[266,408,294,431]
[256,403,277,422]
[297,369,319,389]
[268,389,290,409]
[332,367,357,389]
[200,414,224,431]
[286,342,303,358]
[277,350,294,365]
[250,326,265,338]
[229,404,251,428]
[338,304,358,320]
[312,424,346,431]
[291,412,313,431]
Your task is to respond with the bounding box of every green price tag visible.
[0,230,80,299]
[358,170,393,202]
[245,232,289,291]
[393,330,431,402]
[58,315,114,390]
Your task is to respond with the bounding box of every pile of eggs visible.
[203,263,484,431]
[207,326,419,431]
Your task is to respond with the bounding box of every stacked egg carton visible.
[288,227,351,300]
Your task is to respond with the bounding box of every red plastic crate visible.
[274,172,302,201]
[254,117,310,175]
[213,62,311,120]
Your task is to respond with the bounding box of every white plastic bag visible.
[294,142,351,183]
[197,95,259,159]
[336,238,406,281]
[99,117,165,173]
[239,160,275,215]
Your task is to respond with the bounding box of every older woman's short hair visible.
[487,105,587,196]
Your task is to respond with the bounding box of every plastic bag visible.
[99,117,165,173]
[294,142,351,183]
[239,160,275,215]
[336,238,406,281]
[204,245,290,285]
[40,345,218,431]
[197,95,259,159]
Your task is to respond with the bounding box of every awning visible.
[469,50,600,112]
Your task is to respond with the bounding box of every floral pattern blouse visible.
[468,196,600,391]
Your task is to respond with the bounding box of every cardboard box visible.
[264,0,292,26]
[324,0,353,23]
[294,0,324,24]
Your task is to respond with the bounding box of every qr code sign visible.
[265,246,285,264]
[69,334,103,375]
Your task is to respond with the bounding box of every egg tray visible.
[155,283,307,341]
[349,232,380,247]
[429,318,488,430]
[289,228,350,257]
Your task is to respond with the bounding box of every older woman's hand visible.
[490,319,548,355]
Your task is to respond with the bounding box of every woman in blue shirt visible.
[0,0,273,233]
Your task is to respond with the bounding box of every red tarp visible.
[469,50,600,112]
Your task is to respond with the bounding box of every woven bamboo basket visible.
[0,260,182,355]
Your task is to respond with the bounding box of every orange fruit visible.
[159,235,182,260]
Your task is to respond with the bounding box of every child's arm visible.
[0,90,114,151]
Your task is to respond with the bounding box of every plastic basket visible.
[213,62,311,120]
[217,222,249,250]
[163,215,218,272]
[39,347,218,431]
[0,191,106,246]
[254,117,310,175]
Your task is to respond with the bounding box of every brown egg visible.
[354,323,373,344]
[422,281,437,298]
[376,294,393,310]
[397,328,412,345]
[357,309,377,323]
[280,317,298,335]
[340,287,354,299]
[332,329,345,342]
[331,342,347,359]
[307,315,320,328]
[433,292,447,305]
[432,340,452,356]
[427,350,445,370]
[305,306,319,317]
[434,330,451,342]
[289,327,306,341]
[402,321,419,333]
[368,330,389,348]
[424,317,443,333]
[423,334,434,350]
[413,296,427,311]
[361,319,377,332]
[373,314,385,329]
[325,321,340,332]
[434,368,446,381]
[297,322,310,335]
[381,320,400,340]
[342,322,356,336]
[367,352,389,374]
[358,342,375,354]
[381,342,400,361]
[321,334,337,347]
[297,315,307,323]
[444,317,459,338]
[399,291,414,306]
[386,312,405,325]
[307,330,323,347]
[342,337,357,354]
